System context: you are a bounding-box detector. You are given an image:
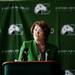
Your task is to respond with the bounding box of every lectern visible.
[2,61,63,75]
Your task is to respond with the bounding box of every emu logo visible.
[34,4,47,14]
[65,70,73,75]
[8,24,23,35]
[61,25,74,35]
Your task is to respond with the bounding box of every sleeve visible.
[18,41,25,61]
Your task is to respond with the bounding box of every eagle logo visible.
[61,25,74,35]
[8,24,23,35]
[34,4,47,14]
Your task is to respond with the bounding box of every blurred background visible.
[0,0,75,75]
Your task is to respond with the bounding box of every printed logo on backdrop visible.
[61,24,75,35]
[34,3,51,15]
[65,70,74,75]
[2,6,29,11]
[8,24,23,35]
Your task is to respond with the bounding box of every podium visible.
[2,61,63,75]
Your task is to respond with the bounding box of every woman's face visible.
[33,25,45,43]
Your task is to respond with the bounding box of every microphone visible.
[23,48,28,61]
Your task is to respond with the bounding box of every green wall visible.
[0,0,75,74]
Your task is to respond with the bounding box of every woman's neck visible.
[36,41,46,53]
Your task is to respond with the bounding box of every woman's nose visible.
[37,31,39,34]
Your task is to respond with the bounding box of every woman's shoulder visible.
[23,40,33,44]
[46,42,58,50]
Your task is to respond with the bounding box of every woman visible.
[18,20,58,61]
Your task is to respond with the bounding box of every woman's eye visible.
[35,29,37,31]
[34,28,43,32]
[39,29,43,32]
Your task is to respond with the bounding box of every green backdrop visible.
[0,0,75,75]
